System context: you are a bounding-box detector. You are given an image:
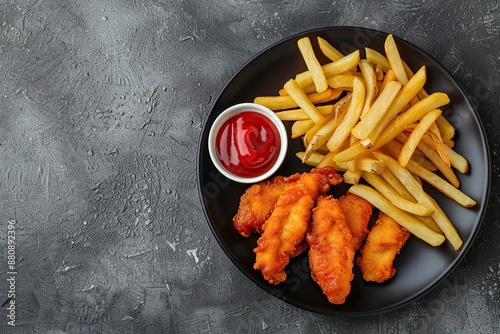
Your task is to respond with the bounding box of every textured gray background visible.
[0,0,499,333]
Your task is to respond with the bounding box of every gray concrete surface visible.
[0,0,498,333]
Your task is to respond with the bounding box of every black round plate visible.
[197,27,490,316]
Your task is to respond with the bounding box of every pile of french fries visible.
[254,34,476,251]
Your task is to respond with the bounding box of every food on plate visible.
[228,32,479,304]
[306,195,355,304]
[252,33,476,251]
[233,175,288,237]
[356,212,410,283]
[253,167,342,284]
[297,37,329,93]
[338,192,374,251]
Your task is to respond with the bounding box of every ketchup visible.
[215,111,281,178]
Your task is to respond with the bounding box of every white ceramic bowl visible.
[208,103,288,183]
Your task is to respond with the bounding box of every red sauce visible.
[215,111,281,178]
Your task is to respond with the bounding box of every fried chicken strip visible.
[233,175,288,237]
[339,192,374,251]
[253,167,342,284]
[307,195,355,304]
[356,212,410,283]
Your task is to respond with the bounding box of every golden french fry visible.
[364,66,427,146]
[435,115,455,141]
[279,83,317,96]
[348,184,446,247]
[303,112,345,162]
[426,128,451,168]
[445,145,469,174]
[317,88,344,103]
[276,105,334,121]
[336,156,385,174]
[327,75,365,89]
[283,79,325,125]
[326,77,366,153]
[379,69,397,94]
[359,59,378,117]
[291,119,314,138]
[365,47,391,73]
[372,151,463,250]
[380,169,416,201]
[343,169,362,185]
[397,133,460,188]
[254,89,332,111]
[409,153,438,172]
[295,50,360,88]
[405,159,476,208]
[362,171,434,217]
[384,34,408,84]
[316,151,339,168]
[352,80,402,142]
[296,151,326,167]
[403,61,429,100]
[347,134,358,172]
[317,36,344,61]
[399,109,443,167]
[297,37,328,93]
[334,91,450,162]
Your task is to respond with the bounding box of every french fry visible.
[403,61,429,100]
[359,59,378,117]
[337,156,385,174]
[398,109,443,167]
[379,69,397,94]
[352,80,402,142]
[365,47,391,73]
[326,77,366,153]
[380,169,416,201]
[384,34,408,84]
[327,75,365,89]
[409,153,438,172]
[405,159,476,208]
[254,89,333,111]
[348,184,446,247]
[445,145,469,174]
[334,91,450,162]
[279,83,317,95]
[364,66,427,146]
[396,133,460,188]
[303,112,346,162]
[372,151,463,250]
[296,151,328,168]
[291,119,314,138]
[317,36,344,61]
[343,169,362,185]
[295,50,360,88]
[435,115,455,142]
[297,37,329,93]
[362,171,434,217]
[316,88,344,103]
[276,105,334,121]
[283,79,325,125]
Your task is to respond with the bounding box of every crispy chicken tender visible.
[307,195,355,304]
[233,175,288,237]
[253,167,342,284]
[356,212,410,283]
[339,192,374,251]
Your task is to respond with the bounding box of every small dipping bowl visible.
[208,103,288,184]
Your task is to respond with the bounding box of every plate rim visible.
[196,26,492,316]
